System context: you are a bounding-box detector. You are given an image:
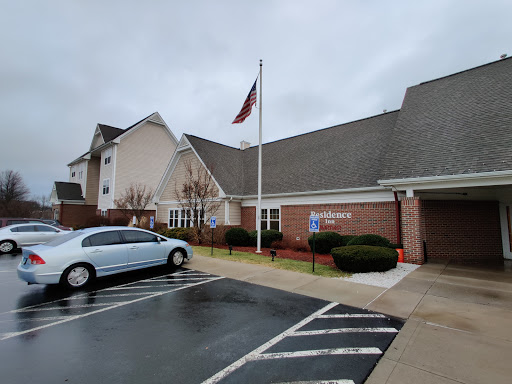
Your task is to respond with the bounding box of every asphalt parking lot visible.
[0,252,403,384]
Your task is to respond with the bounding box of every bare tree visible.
[175,159,221,237]
[0,170,30,216]
[114,183,153,227]
[35,194,52,219]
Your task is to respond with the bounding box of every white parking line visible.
[202,302,394,384]
[107,284,190,290]
[202,302,339,384]
[275,380,355,384]
[317,314,386,319]
[12,302,127,312]
[1,276,224,341]
[255,348,382,360]
[290,328,398,336]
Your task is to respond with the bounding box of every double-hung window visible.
[169,209,204,228]
[102,179,110,195]
[104,148,112,166]
[261,208,280,231]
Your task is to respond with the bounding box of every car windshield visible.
[43,231,83,247]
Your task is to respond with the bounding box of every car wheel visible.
[61,263,94,289]
[169,249,185,267]
[0,240,16,254]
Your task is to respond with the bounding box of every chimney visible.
[240,141,250,150]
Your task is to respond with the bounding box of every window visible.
[16,226,36,233]
[101,209,108,217]
[104,148,112,165]
[82,231,122,247]
[102,179,110,195]
[71,167,76,178]
[121,230,158,243]
[78,170,83,179]
[35,225,58,233]
[169,209,204,228]
[261,208,280,231]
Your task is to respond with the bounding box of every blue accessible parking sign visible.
[210,216,217,228]
[309,215,319,232]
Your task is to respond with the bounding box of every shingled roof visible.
[98,124,124,143]
[187,111,399,196]
[53,182,84,201]
[381,57,512,180]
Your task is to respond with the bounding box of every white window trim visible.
[168,208,205,228]
[101,209,108,217]
[260,207,281,231]
[102,178,110,195]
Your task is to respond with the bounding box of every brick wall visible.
[400,197,424,264]
[106,209,156,226]
[53,204,98,228]
[422,200,502,264]
[241,206,256,231]
[281,202,397,249]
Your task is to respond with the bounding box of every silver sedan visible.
[17,226,193,289]
[0,223,71,254]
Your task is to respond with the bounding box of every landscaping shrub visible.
[308,231,344,254]
[111,217,129,226]
[249,229,283,248]
[225,227,251,246]
[340,235,357,246]
[347,234,391,248]
[164,227,192,241]
[200,224,228,244]
[331,245,398,273]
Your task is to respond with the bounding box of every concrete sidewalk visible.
[187,255,512,384]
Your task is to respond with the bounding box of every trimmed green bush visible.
[225,227,251,246]
[347,234,391,248]
[331,245,398,273]
[248,229,284,248]
[308,231,344,254]
[164,227,191,241]
[340,235,357,246]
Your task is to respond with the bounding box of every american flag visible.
[232,78,257,124]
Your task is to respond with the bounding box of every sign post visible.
[210,217,217,256]
[309,215,319,272]
[150,216,154,230]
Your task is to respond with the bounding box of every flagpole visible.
[256,59,263,253]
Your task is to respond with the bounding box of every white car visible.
[0,223,71,254]
[17,226,193,289]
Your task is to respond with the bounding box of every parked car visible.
[0,223,71,254]
[41,219,73,231]
[17,226,193,289]
[0,218,46,228]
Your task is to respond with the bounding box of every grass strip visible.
[192,246,351,278]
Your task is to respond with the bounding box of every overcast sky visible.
[1,0,511,198]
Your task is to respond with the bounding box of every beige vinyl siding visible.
[91,133,104,150]
[115,121,176,209]
[160,151,219,202]
[229,201,242,225]
[85,157,100,205]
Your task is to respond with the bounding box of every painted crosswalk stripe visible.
[255,347,382,360]
[291,327,398,336]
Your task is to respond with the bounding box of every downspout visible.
[394,191,401,244]
[60,201,64,224]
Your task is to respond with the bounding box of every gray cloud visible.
[1,0,511,197]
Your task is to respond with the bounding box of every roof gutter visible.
[227,185,391,200]
[379,170,512,189]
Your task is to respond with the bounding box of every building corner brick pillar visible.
[400,197,424,264]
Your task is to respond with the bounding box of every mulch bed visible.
[190,242,337,268]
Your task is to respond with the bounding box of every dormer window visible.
[104,148,112,166]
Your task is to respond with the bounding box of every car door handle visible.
[90,249,102,253]
[129,246,139,250]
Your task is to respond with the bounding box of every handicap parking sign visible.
[309,215,319,232]
[210,216,217,228]
[150,216,154,229]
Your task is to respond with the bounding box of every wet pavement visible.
[0,252,403,384]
